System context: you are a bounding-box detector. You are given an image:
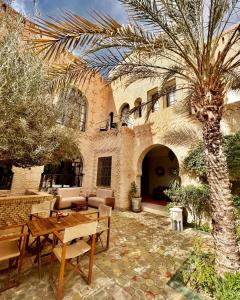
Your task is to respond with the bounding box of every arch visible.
[120,103,132,127]
[58,87,88,132]
[134,98,142,118]
[137,144,179,203]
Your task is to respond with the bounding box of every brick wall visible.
[0,191,53,226]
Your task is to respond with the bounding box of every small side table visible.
[71,201,88,211]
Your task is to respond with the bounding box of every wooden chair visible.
[49,221,97,300]
[85,204,112,253]
[0,224,28,292]
[27,200,57,277]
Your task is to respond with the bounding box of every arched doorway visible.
[40,158,84,190]
[141,145,179,204]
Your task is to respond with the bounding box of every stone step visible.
[142,202,169,217]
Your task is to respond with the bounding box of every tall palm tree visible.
[29,0,240,274]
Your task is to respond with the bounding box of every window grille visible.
[58,88,88,132]
[97,157,112,187]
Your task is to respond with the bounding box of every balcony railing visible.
[40,173,83,189]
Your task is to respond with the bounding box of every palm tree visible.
[29,0,240,274]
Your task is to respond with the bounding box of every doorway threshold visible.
[142,202,169,217]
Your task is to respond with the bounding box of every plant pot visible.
[131,197,142,212]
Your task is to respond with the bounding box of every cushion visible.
[58,196,86,209]
[88,197,106,208]
[57,188,83,198]
[96,189,112,198]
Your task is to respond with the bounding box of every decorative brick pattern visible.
[0,191,53,226]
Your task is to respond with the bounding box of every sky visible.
[11,0,128,24]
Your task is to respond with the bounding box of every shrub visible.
[215,272,240,300]
[183,143,207,180]
[166,202,174,212]
[166,184,210,227]
[236,224,240,241]
[183,239,240,300]
[128,181,139,199]
[195,223,211,233]
[183,239,217,296]
[183,132,240,182]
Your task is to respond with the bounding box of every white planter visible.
[132,197,142,212]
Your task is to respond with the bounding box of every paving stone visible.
[0,211,213,300]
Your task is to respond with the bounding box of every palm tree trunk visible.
[202,117,240,274]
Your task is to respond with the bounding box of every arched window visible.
[120,104,132,127]
[58,88,88,132]
[134,98,142,118]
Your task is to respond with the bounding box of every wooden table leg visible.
[37,236,42,279]
[88,234,95,285]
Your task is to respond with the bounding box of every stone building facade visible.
[2,70,240,209]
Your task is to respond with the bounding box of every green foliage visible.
[166,184,210,227]
[128,181,139,199]
[183,133,240,182]
[224,133,240,181]
[233,195,240,219]
[0,12,81,167]
[166,202,174,212]
[195,223,211,233]
[215,272,240,300]
[183,143,207,180]
[236,224,240,242]
[183,239,217,296]
[183,239,240,300]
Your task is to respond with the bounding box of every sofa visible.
[88,189,115,209]
[55,187,86,209]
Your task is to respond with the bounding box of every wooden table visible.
[27,213,91,278]
[71,201,88,211]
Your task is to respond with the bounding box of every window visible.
[40,159,84,189]
[120,104,132,127]
[58,88,88,132]
[97,157,112,187]
[134,98,142,118]
[152,93,160,112]
[0,161,13,190]
[166,89,176,107]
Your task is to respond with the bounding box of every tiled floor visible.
[1,210,212,300]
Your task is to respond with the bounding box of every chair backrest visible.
[0,226,23,242]
[99,204,112,217]
[31,201,51,215]
[63,221,97,243]
[96,189,113,199]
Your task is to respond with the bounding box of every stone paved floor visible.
[1,211,212,300]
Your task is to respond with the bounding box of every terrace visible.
[0,209,212,300]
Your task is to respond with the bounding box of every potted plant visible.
[128,181,142,212]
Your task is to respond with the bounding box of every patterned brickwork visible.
[0,192,53,226]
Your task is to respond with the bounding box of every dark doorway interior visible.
[0,161,13,190]
[141,145,179,205]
